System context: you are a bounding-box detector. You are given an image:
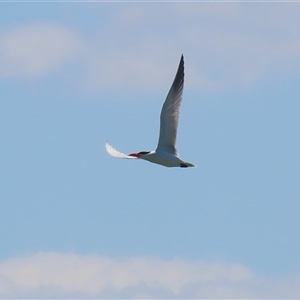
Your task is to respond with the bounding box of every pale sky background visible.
[1,2,300,299]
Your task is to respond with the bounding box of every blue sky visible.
[1,2,300,298]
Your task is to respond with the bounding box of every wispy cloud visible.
[2,4,300,94]
[0,23,82,78]
[0,252,300,298]
[78,3,300,93]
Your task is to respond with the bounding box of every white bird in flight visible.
[106,55,195,168]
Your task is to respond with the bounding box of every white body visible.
[105,55,195,168]
[140,150,194,168]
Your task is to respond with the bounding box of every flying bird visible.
[106,55,195,168]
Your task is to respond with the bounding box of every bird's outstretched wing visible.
[156,55,184,155]
[105,142,137,159]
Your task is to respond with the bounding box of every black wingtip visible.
[177,54,184,72]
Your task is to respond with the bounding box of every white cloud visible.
[79,3,300,93]
[0,252,300,298]
[0,23,82,78]
[2,4,300,93]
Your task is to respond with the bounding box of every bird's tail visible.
[180,161,196,168]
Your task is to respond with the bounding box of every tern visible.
[106,55,195,168]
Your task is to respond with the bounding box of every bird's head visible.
[128,151,151,158]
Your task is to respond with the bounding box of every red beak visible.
[128,153,139,158]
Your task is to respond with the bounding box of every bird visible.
[105,55,195,168]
